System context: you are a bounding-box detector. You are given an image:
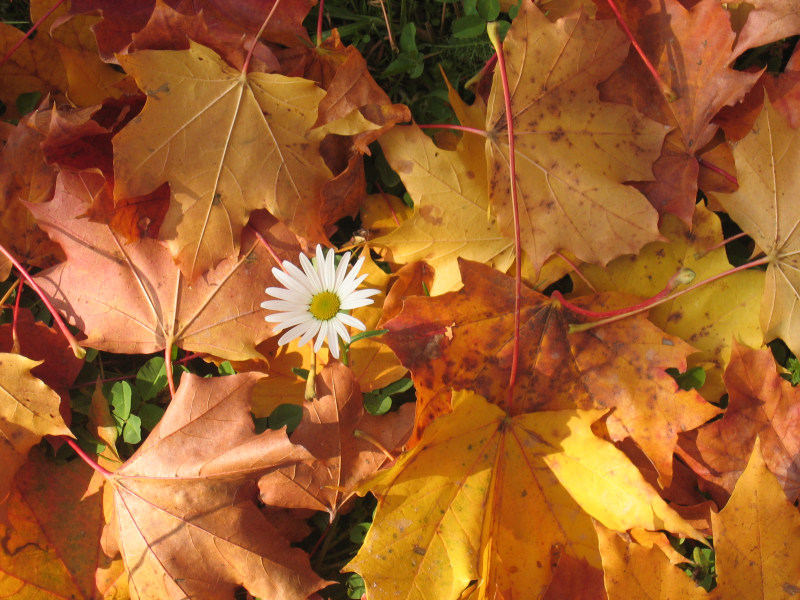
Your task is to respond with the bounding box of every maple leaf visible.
[485,2,666,273]
[127,0,280,72]
[383,259,720,484]
[31,170,301,360]
[729,0,800,59]
[113,41,334,279]
[0,307,84,401]
[571,204,765,401]
[70,0,313,61]
[259,361,413,519]
[677,341,800,505]
[346,250,409,391]
[596,523,706,599]
[715,46,800,142]
[49,11,132,106]
[286,30,412,154]
[0,5,68,121]
[347,391,703,600]
[0,447,127,599]
[0,112,65,273]
[105,371,324,600]
[601,438,800,599]
[716,95,800,356]
[0,353,72,508]
[373,125,514,295]
[708,437,800,599]
[32,98,171,242]
[360,192,414,240]
[598,0,760,221]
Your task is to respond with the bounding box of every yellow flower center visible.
[309,291,341,321]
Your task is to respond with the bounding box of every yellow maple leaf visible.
[485,2,667,274]
[716,94,800,357]
[0,353,73,509]
[373,124,514,295]
[709,437,800,599]
[572,204,764,401]
[347,391,703,600]
[114,41,332,279]
[599,437,800,599]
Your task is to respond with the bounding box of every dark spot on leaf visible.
[549,127,565,142]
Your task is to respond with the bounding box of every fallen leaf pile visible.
[1,0,800,598]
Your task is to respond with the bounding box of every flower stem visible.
[305,351,317,400]
[488,23,522,411]
[0,278,19,306]
[65,437,112,477]
[0,242,85,359]
[11,279,23,353]
[465,53,497,90]
[376,0,396,52]
[567,256,771,333]
[556,251,597,293]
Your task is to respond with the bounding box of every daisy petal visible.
[339,297,376,310]
[313,327,326,354]
[272,265,312,297]
[337,275,369,299]
[334,251,352,289]
[326,321,340,358]
[297,319,322,347]
[278,322,311,346]
[269,312,317,329]
[300,252,324,291]
[318,245,334,290]
[332,317,351,344]
[261,300,308,313]
[337,312,366,331]
[265,287,310,304]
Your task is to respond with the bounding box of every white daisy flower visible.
[261,245,380,359]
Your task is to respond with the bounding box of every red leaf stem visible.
[488,23,522,410]
[242,0,283,74]
[698,156,738,185]
[605,0,677,102]
[567,256,771,333]
[0,241,85,359]
[65,437,112,477]
[0,0,68,69]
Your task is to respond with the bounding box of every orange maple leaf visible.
[31,170,300,360]
[259,361,413,519]
[383,259,720,484]
[0,447,126,598]
[599,0,760,221]
[678,341,800,505]
[104,372,324,600]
